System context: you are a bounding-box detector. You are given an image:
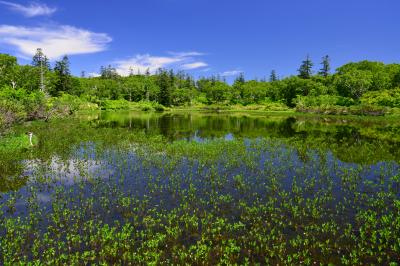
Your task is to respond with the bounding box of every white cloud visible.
[220,70,242,77]
[168,51,205,57]
[88,72,100,78]
[0,25,112,59]
[114,52,207,76]
[115,54,182,76]
[0,1,57,17]
[182,61,208,70]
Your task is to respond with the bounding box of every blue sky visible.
[0,0,399,80]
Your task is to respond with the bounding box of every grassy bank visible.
[97,99,400,118]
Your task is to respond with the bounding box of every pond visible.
[1,111,399,264]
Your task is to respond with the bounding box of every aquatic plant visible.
[0,112,399,264]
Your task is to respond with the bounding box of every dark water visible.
[90,111,400,146]
[1,111,400,218]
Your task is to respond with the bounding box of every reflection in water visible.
[88,111,400,144]
[86,112,400,165]
[1,111,400,193]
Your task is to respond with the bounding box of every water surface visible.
[1,111,399,264]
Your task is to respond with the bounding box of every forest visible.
[1,49,400,129]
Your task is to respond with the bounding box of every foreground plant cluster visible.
[1,127,399,265]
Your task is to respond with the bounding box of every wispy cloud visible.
[115,52,207,76]
[182,61,208,70]
[220,70,243,77]
[0,1,57,17]
[0,25,112,59]
[167,51,205,58]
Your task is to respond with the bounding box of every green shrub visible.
[349,104,388,116]
[294,95,355,108]
[360,88,400,107]
[141,105,151,111]
[0,99,27,128]
[100,99,130,110]
[153,103,165,112]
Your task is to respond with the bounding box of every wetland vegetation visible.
[1,111,399,264]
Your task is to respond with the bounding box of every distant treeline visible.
[1,49,400,123]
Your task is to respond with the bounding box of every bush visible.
[294,95,355,108]
[360,88,400,108]
[0,99,27,128]
[296,103,388,116]
[349,104,388,116]
[100,99,130,110]
[263,102,290,111]
[141,105,151,111]
[153,103,165,112]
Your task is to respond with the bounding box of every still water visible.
[1,111,400,192]
[1,111,399,263]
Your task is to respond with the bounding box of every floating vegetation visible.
[0,112,399,264]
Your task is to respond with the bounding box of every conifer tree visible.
[54,55,72,94]
[32,48,50,92]
[298,55,313,79]
[157,69,171,106]
[319,55,331,77]
[269,70,278,82]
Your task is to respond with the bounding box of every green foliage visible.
[53,55,72,95]
[0,134,37,152]
[0,98,27,128]
[2,51,400,121]
[0,85,95,129]
[157,69,172,106]
[0,54,18,88]
[269,70,278,82]
[295,95,355,108]
[204,81,232,104]
[100,99,130,110]
[361,88,400,108]
[171,88,196,106]
[136,101,165,112]
[334,70,373,99]
[240,80,269,105]
[298,54,313,79]
[318,55,331,77]
[278,76,328,107]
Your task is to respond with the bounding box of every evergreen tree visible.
[232,73,245,103]
[169,69,176,87]
[157,69,171,106]
[298,55,313,79]
[54,55,72,95]
[32,48,50,69]
[235,73,245,84]
[100,65,119,79]
[319,55,331,77]
[32,48,50,92]
[269,70,278,82]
